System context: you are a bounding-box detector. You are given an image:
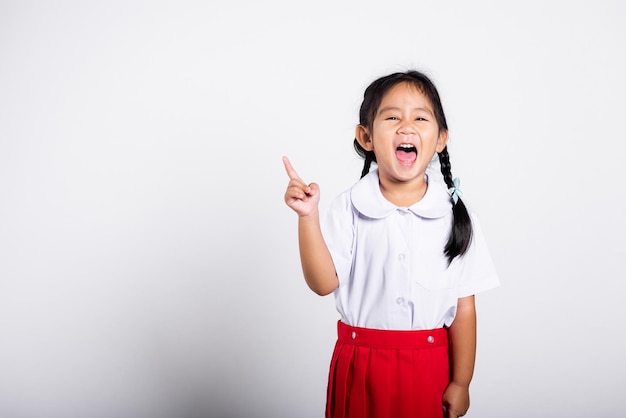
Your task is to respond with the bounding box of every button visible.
[398,253,405,262]
[427,336,435,344]
[396,297,404,305]
[352,331,356,339]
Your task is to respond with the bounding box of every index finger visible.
[282,156,302,181]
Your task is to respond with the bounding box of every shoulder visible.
[326,170,377,215]
[326,185,354,213]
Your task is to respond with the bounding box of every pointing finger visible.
[282,156,302,181]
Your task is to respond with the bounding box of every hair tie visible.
[448,177,463,204]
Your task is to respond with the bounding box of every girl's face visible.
[356,82,448,192]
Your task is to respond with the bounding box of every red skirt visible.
[326,321,449,418]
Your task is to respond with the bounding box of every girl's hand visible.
[282,156,320,218]
[442,381,470,418]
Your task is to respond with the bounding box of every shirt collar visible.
[350,169,452,219]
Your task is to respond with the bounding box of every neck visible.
[379,176,428,207]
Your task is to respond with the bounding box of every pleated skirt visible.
[326,321,449,418]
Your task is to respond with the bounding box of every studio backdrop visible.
[1,1,625,417]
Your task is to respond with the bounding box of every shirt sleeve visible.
[456,213,501,298]
[320,191,355,287]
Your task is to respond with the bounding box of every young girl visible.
[283,70,499,418]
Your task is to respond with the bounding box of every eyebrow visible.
[378,106,434,116]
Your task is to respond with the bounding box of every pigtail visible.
[360,157,372,179]
[438,146,473,265]
[354,139,376,179]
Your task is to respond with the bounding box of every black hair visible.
[353,70,472,264]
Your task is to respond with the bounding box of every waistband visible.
[337,321,448,349]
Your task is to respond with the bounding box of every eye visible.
[416,117,428,121]
[386,116,399,121]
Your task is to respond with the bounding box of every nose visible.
[397,121,415,135]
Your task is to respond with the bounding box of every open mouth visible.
[396,143,417,164]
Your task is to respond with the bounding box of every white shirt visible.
[322,169,500,330]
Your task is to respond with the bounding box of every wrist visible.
[448,380,470,389]
[298,210,320,222]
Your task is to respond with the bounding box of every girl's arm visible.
[283,157,339,296]
[442,295,477,418]
[297,212,339,295]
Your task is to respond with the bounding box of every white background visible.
[1,1,625,417]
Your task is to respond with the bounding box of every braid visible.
[438,146,473,265]
[438,147,453,189]
[360,154,374,179]
[354,138,376,179]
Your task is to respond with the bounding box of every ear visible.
[355,125,374,151]
[435,129,449,153]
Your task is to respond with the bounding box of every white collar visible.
[350,169,452,219]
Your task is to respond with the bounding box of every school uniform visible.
[322,169,500,418]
